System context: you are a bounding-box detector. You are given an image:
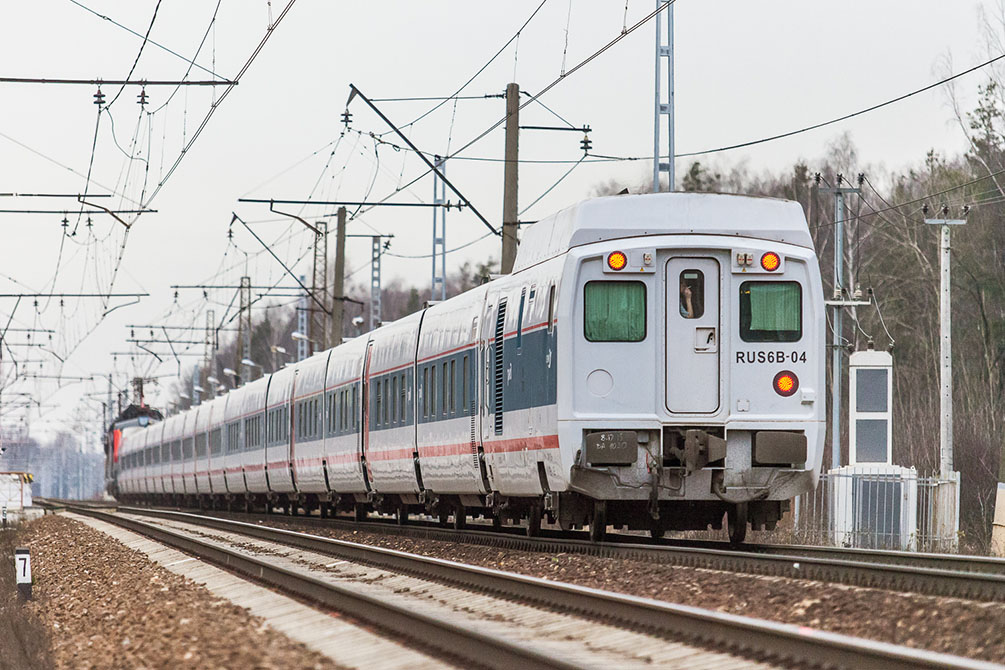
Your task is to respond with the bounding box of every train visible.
[111,191,825,543]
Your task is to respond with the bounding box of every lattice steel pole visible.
[432,155,447,301]
[370,237,382,330]
[238,276,252,383]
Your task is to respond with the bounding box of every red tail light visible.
[607,251,627,271]
[773,371,799,397]
[760,252,781,271]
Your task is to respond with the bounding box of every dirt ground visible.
[13,514,338,670]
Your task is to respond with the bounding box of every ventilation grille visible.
[493,300,507,435]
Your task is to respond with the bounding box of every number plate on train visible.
[585,431,638,465]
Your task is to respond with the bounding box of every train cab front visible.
[556,232,825,542]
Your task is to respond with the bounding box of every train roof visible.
[513,192,812,272]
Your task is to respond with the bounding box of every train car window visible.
[449,359,456,414]
[211,428,222,455]
[583,281,647,342]
[740,281,802,342]
[422,368,428,418]
[431,365,438,417]
[195,433,206,458]
[461,355,469,415]
[162,442,170,462]
[395,375,404,421]
[443,361,450,416]
[391,376,398,425]
[679,270,705,319]
[353,387,358,428]
[547,284,557,334]
[381,379,388,425]
[183,438,193,459]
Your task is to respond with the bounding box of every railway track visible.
[56,503,1002,670]
[87,500,1005,603]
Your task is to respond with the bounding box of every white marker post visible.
[14,547,31,601]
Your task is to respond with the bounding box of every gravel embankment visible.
[21,514,334,670]
[250,516,1005,663]
[0,525,53,670]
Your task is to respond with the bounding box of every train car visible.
[120,192,823,542]
[207,396,227,495]
[147,421,166,496]
[291,351,331,502]
[322,335,368,501]
[364,311,423,505]
[264,365,295,498]
[242,376,270,495]
[222,387,246,497]
[193,400,212,494]
[413,284,489,524]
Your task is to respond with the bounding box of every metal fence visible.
[791,467,960,552]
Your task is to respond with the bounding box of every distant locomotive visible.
[113,192,825,543]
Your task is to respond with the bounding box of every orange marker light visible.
[760,252,781,271]
[607,251,628,271]
[773,370,799,397]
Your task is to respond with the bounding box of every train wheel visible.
[395,504,408,525]
[589,501,607,543]
[649,516,666,541]
[453,505,467,530]
[727,503,748,545]
[492,514,503,531]
[438,509,450,527]
[354,505,366,522]
[526,504,542,537]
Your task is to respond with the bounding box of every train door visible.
[666,257,721,413]
[360,341,374,488]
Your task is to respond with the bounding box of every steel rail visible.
[65,506,584,670]
[99,505,1002,670]
[115,503,1005,602]
[41,499,1005,597]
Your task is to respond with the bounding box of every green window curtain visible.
[584,281,646,342]
[749,283,800,332]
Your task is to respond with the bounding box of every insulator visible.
[93,87,105,107]
[580,134,592,152]
[137,88,148,106]
[341,110,352,125]
[61,215,69,227]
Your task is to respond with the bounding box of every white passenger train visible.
[113,192,825,542]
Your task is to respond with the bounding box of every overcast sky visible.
[0,0,998,442]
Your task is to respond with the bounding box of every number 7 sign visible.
[14,547,31,601]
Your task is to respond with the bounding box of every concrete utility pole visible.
[331,206,347,347]
[652,0,674,192]
[310,221,328,352]
[821,177,861,470]
[501,82,520,274]
[924,210,966,478]
[432,155,448,301]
